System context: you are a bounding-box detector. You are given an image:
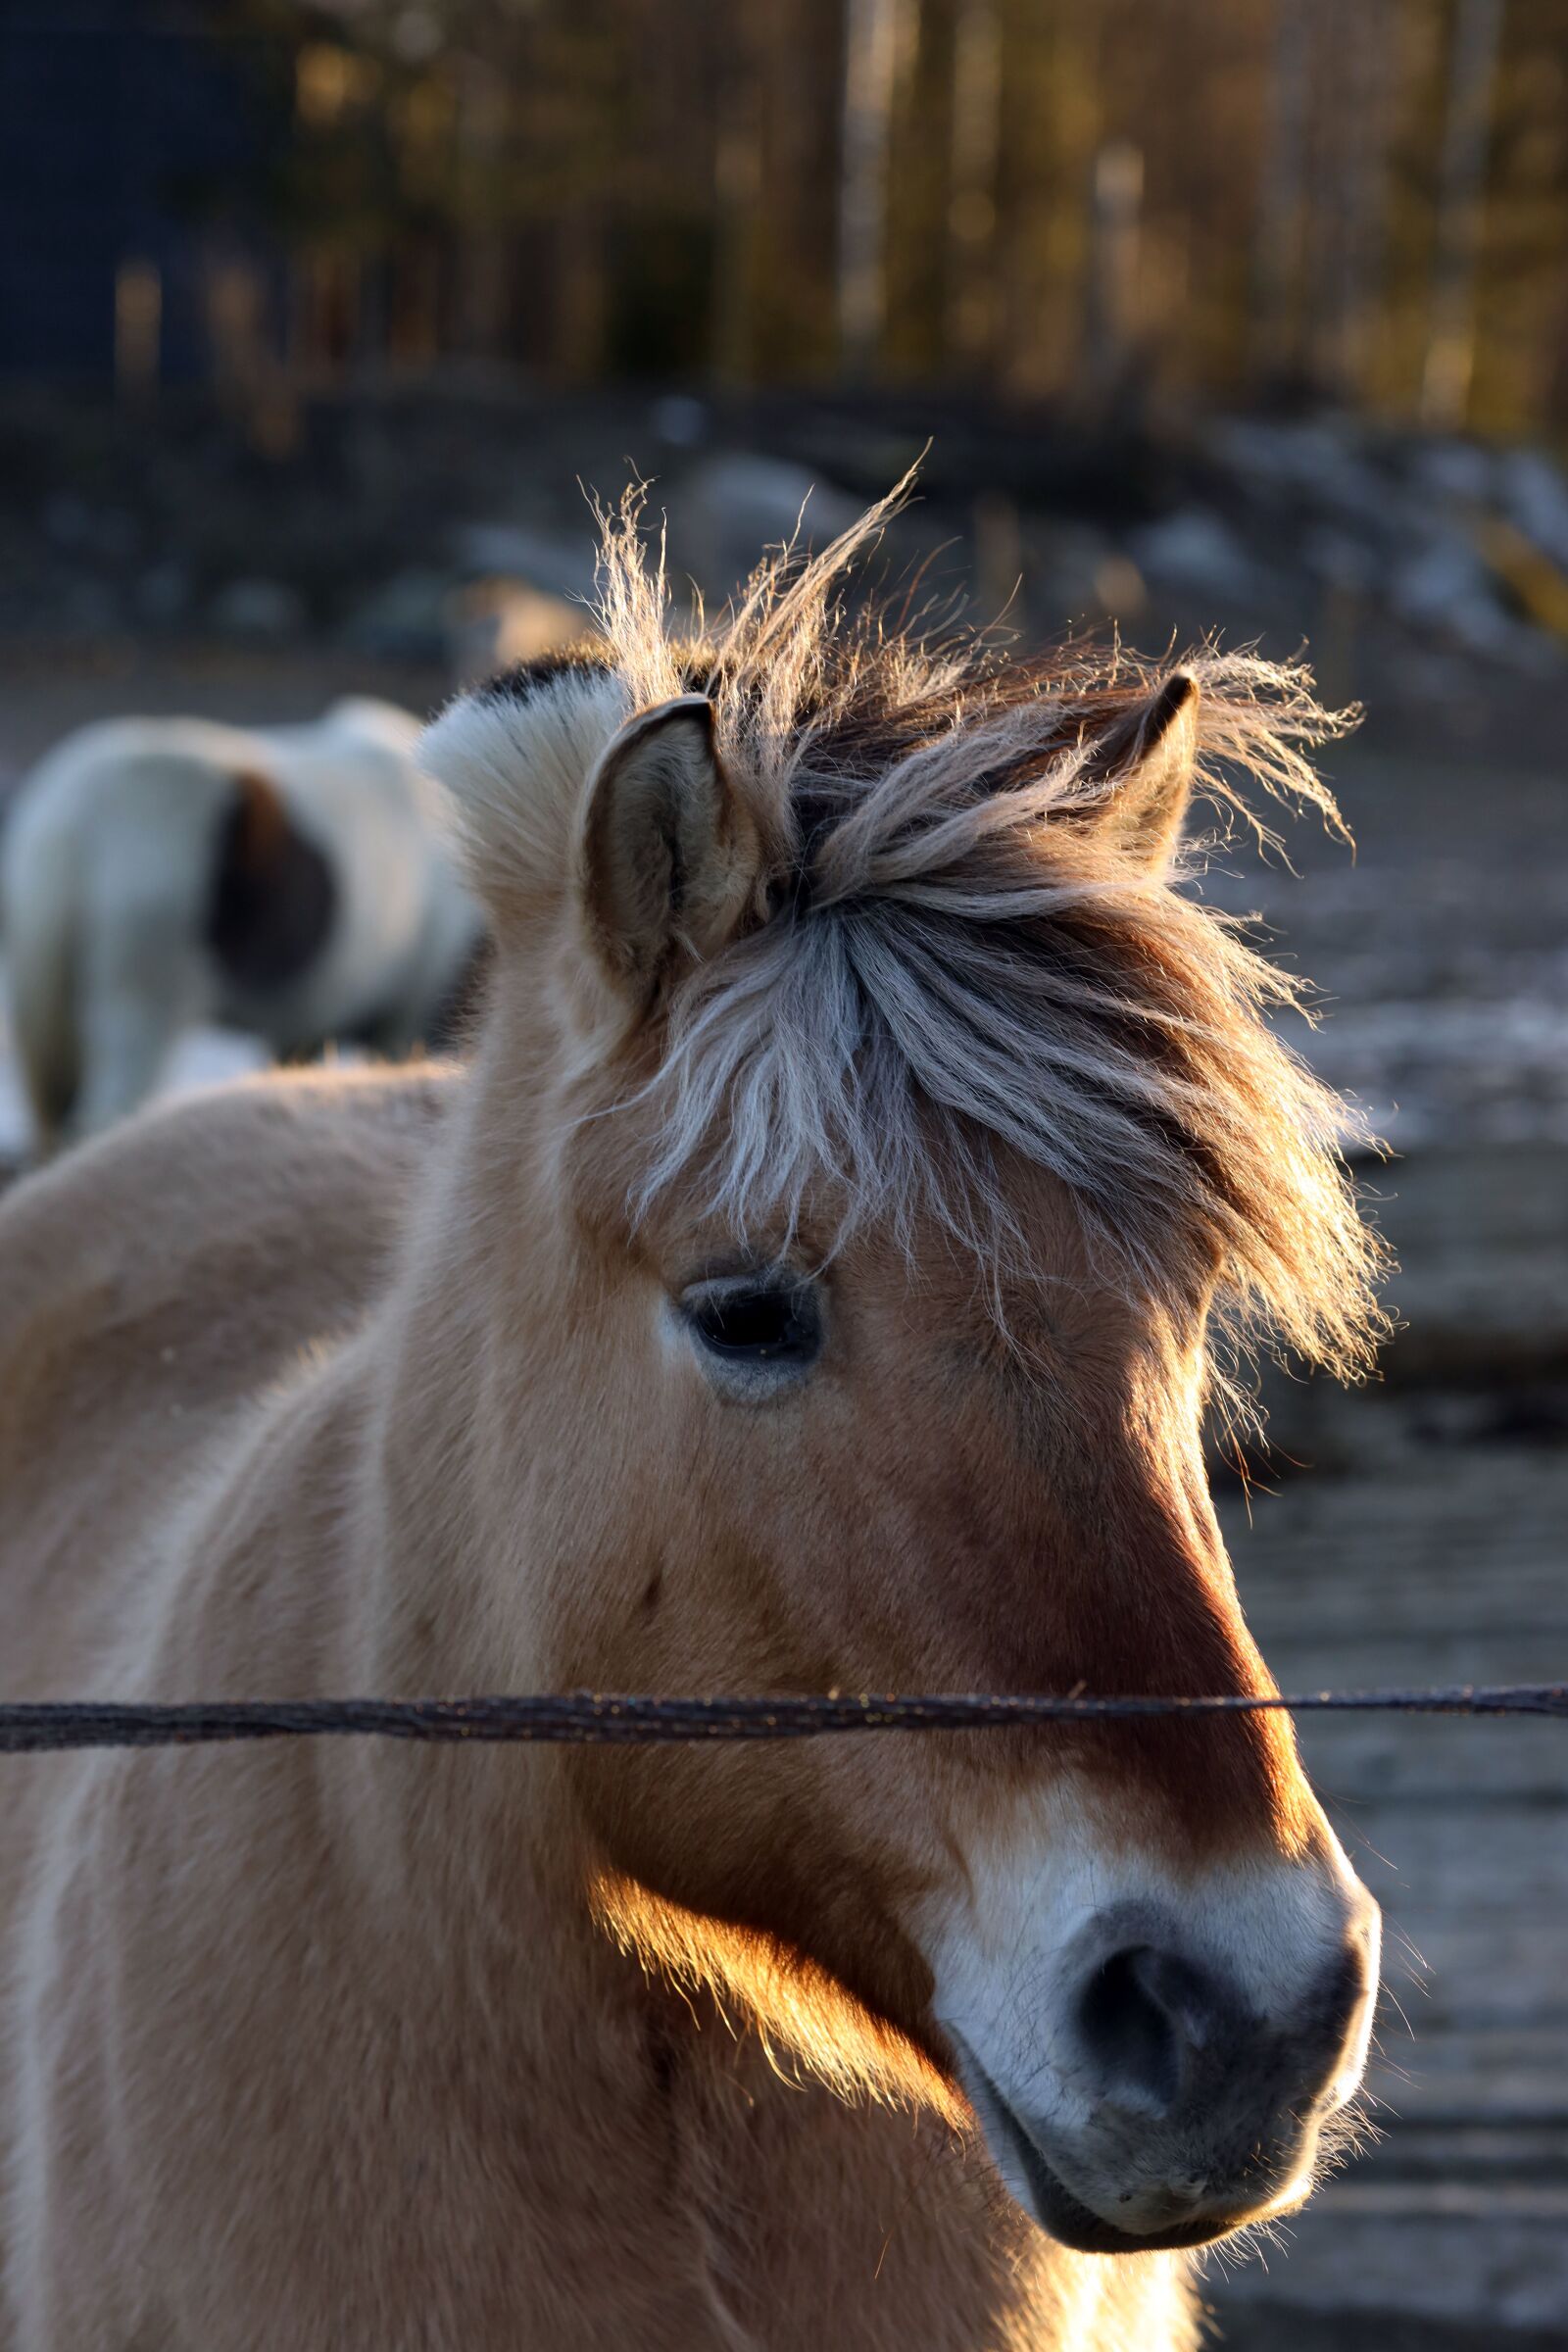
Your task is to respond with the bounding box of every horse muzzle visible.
[928,1840,1381,2252]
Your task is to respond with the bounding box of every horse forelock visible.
[434,484,1389,1399]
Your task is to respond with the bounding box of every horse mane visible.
[466,480,1390,1390]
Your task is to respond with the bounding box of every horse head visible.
[418,488,1385,2256]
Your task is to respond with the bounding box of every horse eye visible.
[681,1278,821,1381]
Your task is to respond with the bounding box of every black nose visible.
[1075,1933,1374,2125]
[1076,1943,1236,2113]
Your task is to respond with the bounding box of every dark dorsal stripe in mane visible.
[206,770,337,996]
[482,635,1208,916]
[481,642,615,709]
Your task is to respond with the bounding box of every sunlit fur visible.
[588,1866,965,2122]
[0,488,1387,2351]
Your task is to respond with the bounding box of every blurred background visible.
[1,3,1566,2345]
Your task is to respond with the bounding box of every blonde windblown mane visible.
[470,480,1389,1387]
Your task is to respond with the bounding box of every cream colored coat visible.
[0,498,1383,2345]
[0,1067,1195,2352]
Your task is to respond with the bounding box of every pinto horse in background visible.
[0,696,484,1151]
[0,486,1387,2351]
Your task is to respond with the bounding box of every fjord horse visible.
[0,495,1384,2350]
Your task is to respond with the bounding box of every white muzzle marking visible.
[918,1786,1380,2252]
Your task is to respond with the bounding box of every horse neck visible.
[145,1140,619,2092]
[297,1015,597,1903]
[354,1034,564,1680]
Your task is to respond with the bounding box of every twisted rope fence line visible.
[0,1685,1564,1753]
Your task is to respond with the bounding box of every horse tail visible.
[1,806,82,1147]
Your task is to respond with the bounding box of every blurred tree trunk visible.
[837,0,906,374]
[1252,0,1311,385]
[945,0,1002,374]
[391,239,443,371]
[712,19,763,381]
[115,258,162,403]
[555,205,608,380]
[454,53,509,357]
[1312,0,1396,400]
[1084,138,1144,408]
[1421,0,1505,428]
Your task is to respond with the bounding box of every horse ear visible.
[1077,672,1200,870]
[577,695,759,1001]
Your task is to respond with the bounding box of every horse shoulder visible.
[0,1060,453,1327]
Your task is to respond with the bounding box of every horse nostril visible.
[1076,1944,1228,2113]
[1320,1944,1366,2042]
